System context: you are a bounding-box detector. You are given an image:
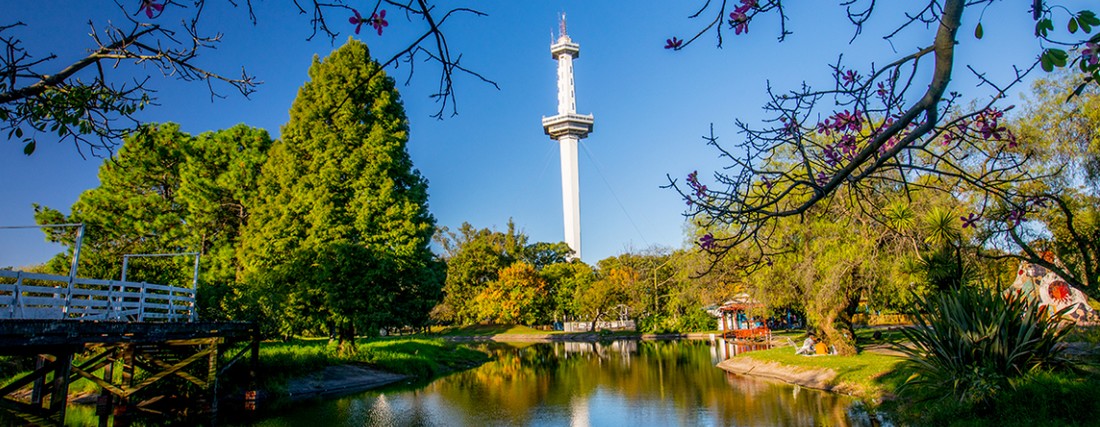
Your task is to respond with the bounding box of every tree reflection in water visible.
[232,340,877,426]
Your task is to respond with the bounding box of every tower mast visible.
[541,14,594,260]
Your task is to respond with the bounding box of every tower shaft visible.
[559,135,581,258]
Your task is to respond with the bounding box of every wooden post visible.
[30,355,45,406]
[120,344,135,406]
[49,351,74,424]
[97,347,115,427]
[137,284,147,322]
[207,339,219,414]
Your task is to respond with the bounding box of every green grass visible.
[884,369,1100,426]
[735,344,908,399]
[231,337,489,397]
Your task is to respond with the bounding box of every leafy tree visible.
[471,262,549,325]
[994,72,1100,298]
[574,267,635,332]
[34,124,192,282]
[433,220,574,325]
[539,261,596,323]
[33,123,272,319]
[670,1,1100,295]
[434,221,526,324]
[238,39,438,350]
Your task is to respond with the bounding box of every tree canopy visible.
[238,38,440,349]
[669,1,1100,298]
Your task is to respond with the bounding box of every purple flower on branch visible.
[1005,209,1025,226]
[370,10,388,35]
[960,213,980,228]
[140,0,164,18]
[349,9,366,34]
[1084,42,1099,67]
[699,233,716,250]
[728,0,755,34]
[841,70,860,86]
[665,37,683,49]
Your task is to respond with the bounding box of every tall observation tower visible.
[542,15,594,260]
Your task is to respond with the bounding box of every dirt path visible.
[716,356,859,394]
[283,364,408,401]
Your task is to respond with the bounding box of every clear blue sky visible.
[0,1,1067,269]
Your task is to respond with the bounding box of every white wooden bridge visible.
[0,270,196,322]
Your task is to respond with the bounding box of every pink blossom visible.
[370,10,388,35]
[349,9,365,34]
[841,70,860,86]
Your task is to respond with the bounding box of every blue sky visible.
[0,1,1068,269]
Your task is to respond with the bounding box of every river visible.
[223,339,877,426]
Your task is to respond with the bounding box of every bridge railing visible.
[0,270,196,322]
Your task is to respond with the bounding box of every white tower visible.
[542,15,594,260]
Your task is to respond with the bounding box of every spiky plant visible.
[896,286,1073,405]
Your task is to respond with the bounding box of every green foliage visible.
[887,370,1100,426]
[238,39,440,340]
[249,338,489,396]
[471,262,548,325]
[434,220,574,325]
[573,267,633,331]
[32,123,272,320]
[539,261,596,322]
[1010,72,1100,298]
[896,286,1074,406]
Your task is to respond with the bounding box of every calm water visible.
[229,339,875,426]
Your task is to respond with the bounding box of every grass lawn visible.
[217,336,490,397]
[738,345,908,398]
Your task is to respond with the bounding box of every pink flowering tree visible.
[668,0,1100,296]
[0,0,491,157]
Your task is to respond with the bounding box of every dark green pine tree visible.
[239,39,440,350]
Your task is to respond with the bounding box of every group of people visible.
[796,333,828,355]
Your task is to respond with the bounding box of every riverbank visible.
[716,340,909,402]
[242,337,490,400]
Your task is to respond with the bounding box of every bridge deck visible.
[0,320,255,353]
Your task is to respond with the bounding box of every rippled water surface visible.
[235,339,876,426]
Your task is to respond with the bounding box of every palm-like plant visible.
[896,286,1073,404]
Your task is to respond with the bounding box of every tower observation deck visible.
[541,15,593,260]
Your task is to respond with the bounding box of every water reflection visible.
[235,340,873,426]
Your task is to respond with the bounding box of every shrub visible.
[895,286,1073,405]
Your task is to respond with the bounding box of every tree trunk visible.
[589,310,604,333]
[337,322,357,356]
[821,308,857,356]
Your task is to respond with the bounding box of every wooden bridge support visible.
[0,321,257,426]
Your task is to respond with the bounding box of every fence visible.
[563,320,636,332]
[0,270,196,322]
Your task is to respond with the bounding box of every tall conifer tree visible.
[239,39,439,349]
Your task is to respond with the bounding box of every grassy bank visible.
[247,337,490,393]
[731,345,908,399]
